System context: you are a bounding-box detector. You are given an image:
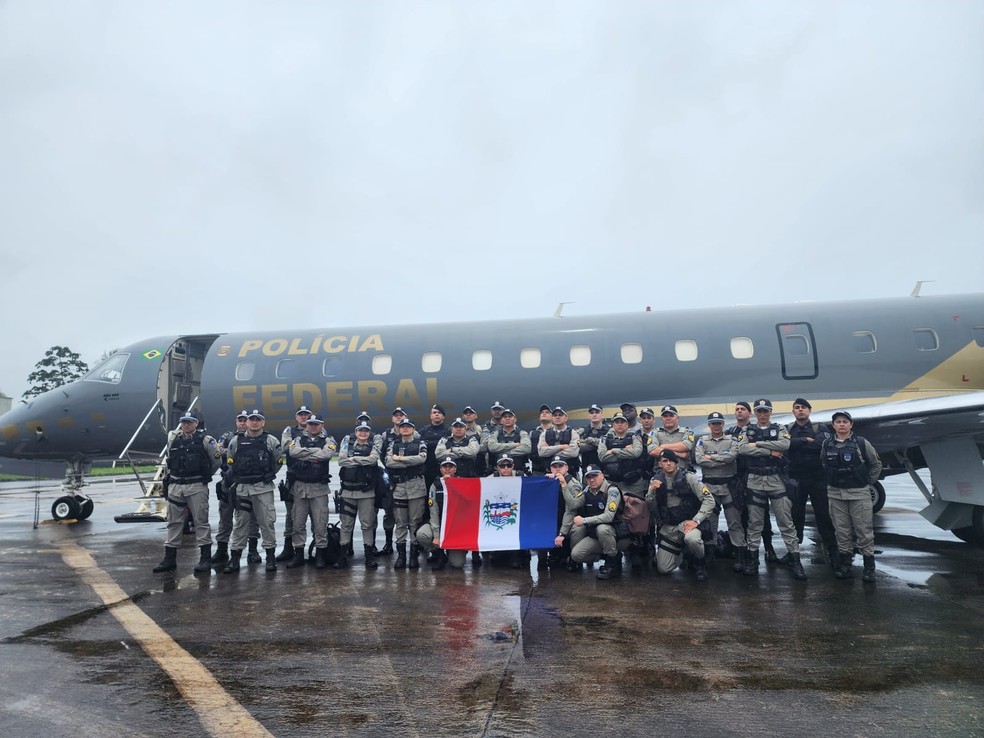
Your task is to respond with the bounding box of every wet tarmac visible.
[1,474,982,737]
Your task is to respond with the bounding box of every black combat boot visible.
[286,545,306,569]
[152,546,177,573]
[861,555,876,583]
[732,547,745,573]
[247,538,262,564]
[826,545,839,572]
[222,549,243,574]
[275,536,294,562]
[596,554,622,580]
[742,548,760,576]
[471,551,483,568]
[763,539,778,563]
[834,552,854,579]
[265,547,277,572]
[789,553,807,580]
[408,543,420,570]
[394,543,407,570]
[194,545,212,573]
[364,544,378,569]
[431,548,448,571]
[378,529,394,556]
[345,541,354,557]
[508,551,522,569]
[332,548,348,569]
[694,555,708,582]
[314,547,328,570]
[210,541,229,564]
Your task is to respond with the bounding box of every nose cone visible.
[0,385,83,460]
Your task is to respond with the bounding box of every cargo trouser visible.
[705,481,746,549]
[654,523,704,574]
[570,523,629,563]
[828,487,874,557]
[415,524,467,568]
[165,482,211,548]
[231,483,277,551]
[215,489,258,543]
[291,481,331,550]
[746,487,799,555]
[392,478,427,545]
[339,493,377,547]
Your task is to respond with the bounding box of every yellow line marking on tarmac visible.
[57,540,273,738]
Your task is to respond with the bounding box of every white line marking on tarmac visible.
[57,540,273,738]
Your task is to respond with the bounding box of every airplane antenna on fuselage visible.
[911,280,935,298]
[553,302,573,317]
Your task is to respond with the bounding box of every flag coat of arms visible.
[439,476,560,551]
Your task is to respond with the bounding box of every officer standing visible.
[372,407,412,556]
[651,405,696,469]
[821,411,883,582]
[620,403,640,435]
[416,457,466,570]
[436,418,480,477]
[153,412,220,573]
[598,413,645,495]
[419,404,450,491]
[696,412,746,573]
[558,465,629,580]
[385,418,428,570]
[223,410,283,573]
[786,398,837,567]
[648,450,715,582]
[337,421,382,569]
[528,404,555,476]
[485,409,531,470]
[284,416,337,569]
[538,407,581,477]
[576,404,609,470]
[728,401,779,563]
[211,411,262,566]
[738,399,806,580]
[277,406,315,563]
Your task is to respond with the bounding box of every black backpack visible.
[323,522,344,567]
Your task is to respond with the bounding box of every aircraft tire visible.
[52,496,82,521]
[952,507,984,548]
[77,497,95,520]
[870,481,886,515]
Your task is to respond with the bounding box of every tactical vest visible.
[168,430,212,483]
[823,435,870,489]
[581,487,609,517]
[601,433,641,483]
[288,434,331,484]
[743,424,784,475]
[640,433,658,479]
[544,427,579,474]
[529,427,550,472]
[339,440,379,491]
[387,439,425,482]
[232,432,277,484]
[441,436,477,477]
[578,423,609,467]
[651,469,700,525]
[494,428,528,469]
[787,422,829,476]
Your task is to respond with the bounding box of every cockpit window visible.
[85,353,129,384]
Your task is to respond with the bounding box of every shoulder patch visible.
[607,500,618,512]
[700,486,711,496]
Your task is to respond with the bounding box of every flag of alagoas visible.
[439,476,560,551]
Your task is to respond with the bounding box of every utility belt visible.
[389,471,424,484]
[237,473,275,485]
[170,476,208,485]
[701,476,736,485]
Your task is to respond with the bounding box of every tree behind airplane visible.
[22,346,89,399]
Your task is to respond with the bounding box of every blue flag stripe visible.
[518,476,561,549]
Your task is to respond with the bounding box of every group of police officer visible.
[153,396,882,584]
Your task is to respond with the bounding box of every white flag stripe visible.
[477,477,522,551]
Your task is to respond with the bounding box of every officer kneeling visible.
[562,465,630,580]
[648,450,715,582]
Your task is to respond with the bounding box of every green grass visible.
[0,465,158,482]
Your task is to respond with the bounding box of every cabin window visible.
[275,359,297,380]
[570,345,591,367]
[372,354,392,375]
[675,340,698,362]
[620,343,643,364]
[975,325,984,348]
[730,337,753,359]
[520,348,541,369]
[421,352,442,373]
[472,350,492,371]
[322,357,340,377]
[783,333,810,357]
[913,328,939,351]
[852,331,877,353]
[85,352,129,384]
[235,362,255,381]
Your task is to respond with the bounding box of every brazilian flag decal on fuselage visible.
[142,349,162,360]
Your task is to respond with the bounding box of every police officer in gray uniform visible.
[576,404,610,470]
[385,418,428,570]
[598,413,645,495]
[338,421,382,569]
[223,410,283,573]
[558,465,630,580]
[738,399,806,580]
[547,456,584,571]
[153,411,220,573]
[417,457,467,570]
[821,410,883,582]
[436,418,481,477]
[649,450,716,582]
[484,409,531,470]
[651,405,696,470]
[696,412,746,573]
[277,405,315,563]
[285,416,337,569]
[211,411,262,565]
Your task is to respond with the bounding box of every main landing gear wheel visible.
[77,497,95,520]
[52,496,82,521]
[951,507,984,548]
[870,481,886,514]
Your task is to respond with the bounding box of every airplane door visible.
[776,322,818,380]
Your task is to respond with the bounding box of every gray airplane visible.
[1,292,983,545]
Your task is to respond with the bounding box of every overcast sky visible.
[1,1,981,399]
